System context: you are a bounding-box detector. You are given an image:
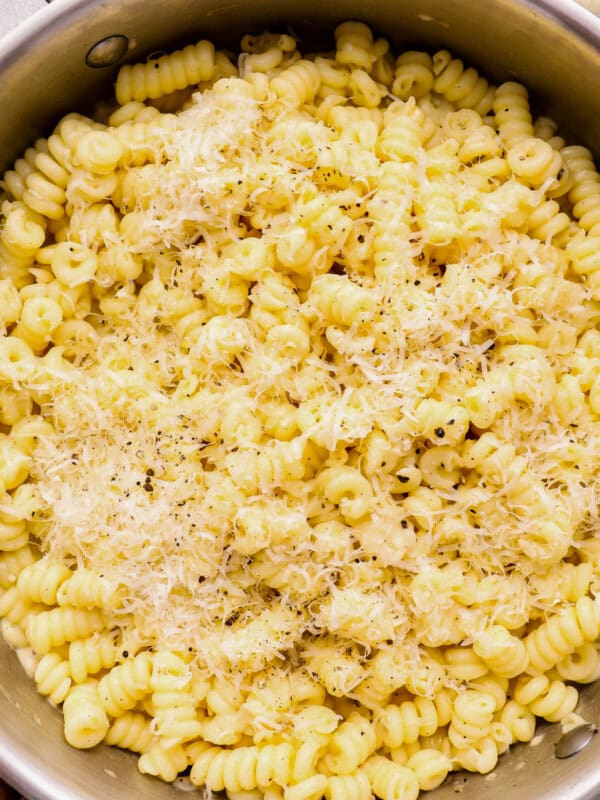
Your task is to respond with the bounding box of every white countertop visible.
[1,0,47,39]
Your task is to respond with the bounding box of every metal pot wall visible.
[0,1,599,798]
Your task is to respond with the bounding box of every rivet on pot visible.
[85,35,129,68]
[555,724,597,759]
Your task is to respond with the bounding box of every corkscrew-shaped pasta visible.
[566,230,600,277]
[190,743,297,792]
[104,711,155,753]
[555,641,600,684]
[432,50,494,115]
[241,31,297,55]
[524,596,600,674]
[98,651,154,717]
[499,700,536,743]
[376,100,427,162]
[561,145,600,235]
[513,674,579,722]
[34,652,72,704]
[448,690,495,748]
[69,630,118,683]
[0,519,29,552]
[0,546,36,590]
[21,115,97,220]
[314,56,350,99]
[406,749,452,791]
[469,674,509,712]
[226,440,306,493]
[529,562,593,603]
[364,755,420,800]
[111,118,175,166]
[74,130,123,175]
[506,136,563,187]
[349,68,386,108]
[308,274,375,326]
[138,740,189,783]
[453,736,499,774]
[377,692,453,748]
[472,625,529,678]
[525,199,571,243]
[0,203,46,279]
[334,21,377,72]
[0,586,38,630]
[326,771,371,800]
[1,148,37,201]
[56,569,119,609]
[271,60,322,107]
[26,606,105,654]
[115,40,216,105]
[322,712,378,774]
[151,651,203,743]
[493,81,534,148]
[16,558,71,605]
[63,680,110,748]
[315,466,375,523]
[534,116,566,150]
[393,51,434,100]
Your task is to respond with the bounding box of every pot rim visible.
[2,0,600,67]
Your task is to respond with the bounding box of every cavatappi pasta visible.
[0,19,599,799]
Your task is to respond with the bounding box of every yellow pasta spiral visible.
[56,568,119,609]
[493,81,534,148]
[472,625,529,678]
[325,770,371,800]
[271,60,322,106]
[309,274,376,326]
[98,651,154,717]
[151,651,204,743]
[448,690,495,748]
[115,40,216,104]
[513,674,579,722]
[377,692,452,748]
[524,596,600,674]
[561,145,600,235]
[322,712,379,774]
[0,519,29,552]
[432,50,494,115]
[526,199,571,243]
[0,546,36,589]
[34,652,72,704]
[566,230,600,278]
[334,21,377,72]
[190,743,296,792]
[16,558,71,605]
[138,741,188,782]
[376,100,427,162]
[63,680,110,749]
[69,630,118,683]
[393,51,434,100]
[364,754,420,800]
[26,606,105,654]
[21,115,98,220]
[0,203,46,281]
[104,711,155,753]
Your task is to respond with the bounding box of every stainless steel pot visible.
[0,1,599,798]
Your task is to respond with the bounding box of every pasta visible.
[0,19,599,800]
